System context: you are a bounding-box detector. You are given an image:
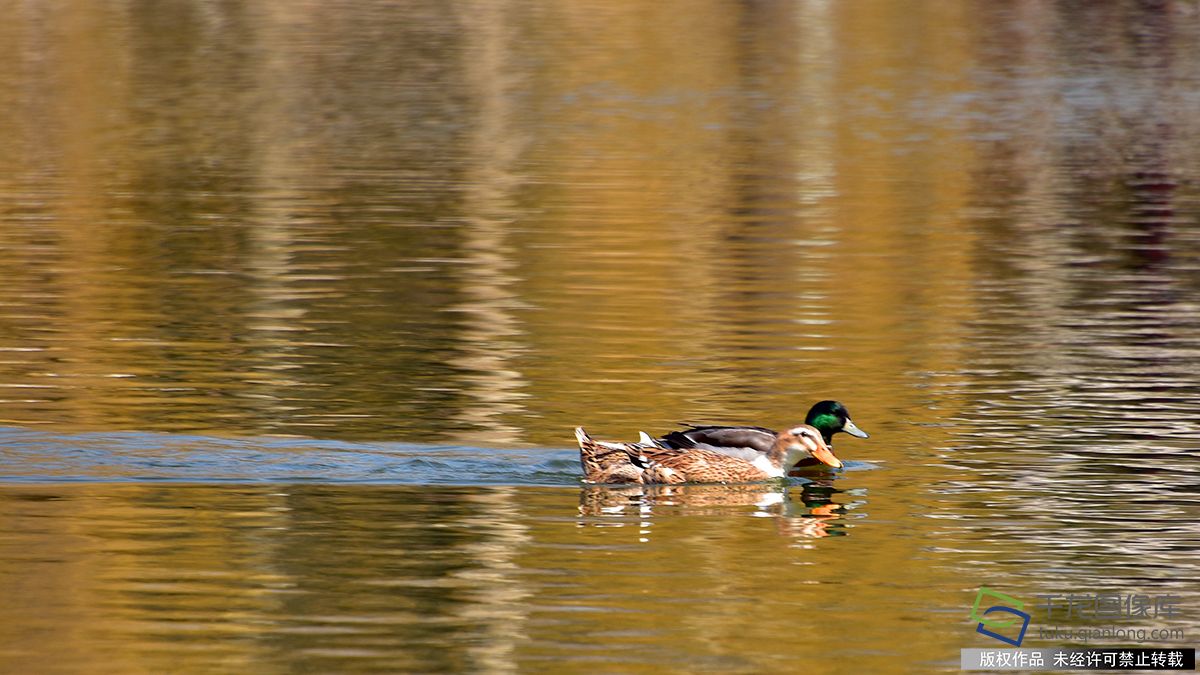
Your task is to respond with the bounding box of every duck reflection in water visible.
[577,480,853,539]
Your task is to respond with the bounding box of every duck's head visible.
[778,424,842,469]
[805,400,869,445]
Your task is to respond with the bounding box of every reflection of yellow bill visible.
[970,587,1025,628]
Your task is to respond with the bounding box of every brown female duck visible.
[576,424,839,485]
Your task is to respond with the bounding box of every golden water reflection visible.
[2,1,1197,446]
[578,481,854,540]
[0,481,935,674]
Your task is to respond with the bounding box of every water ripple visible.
[0,427,582,486]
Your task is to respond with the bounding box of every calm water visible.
[2,1,1200,672]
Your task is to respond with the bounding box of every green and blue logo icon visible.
[971,587,1031,646]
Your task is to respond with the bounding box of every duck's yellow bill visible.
[811,445,843,469]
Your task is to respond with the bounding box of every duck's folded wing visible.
[650,448,768,483]
[659,425,777,455]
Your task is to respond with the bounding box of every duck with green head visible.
[657,400,868,471]
[577,424,840,484]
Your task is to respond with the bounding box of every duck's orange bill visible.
[811,445,843,469]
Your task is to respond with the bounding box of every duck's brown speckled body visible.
[576,424,839,485]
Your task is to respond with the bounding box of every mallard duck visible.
[657,400,868,470]
[576,424,839,484]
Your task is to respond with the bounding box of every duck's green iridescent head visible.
[804,400,869,444]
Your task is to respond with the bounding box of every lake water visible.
[2,1,1200,672]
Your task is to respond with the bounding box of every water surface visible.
[2,1,1200,672]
